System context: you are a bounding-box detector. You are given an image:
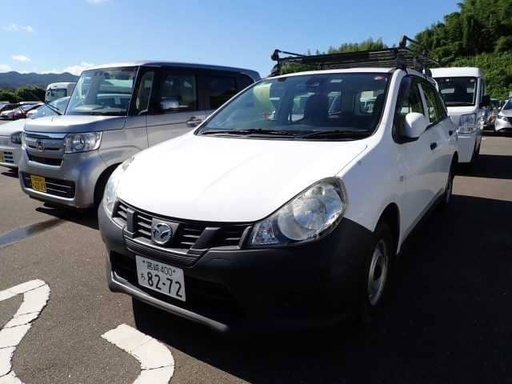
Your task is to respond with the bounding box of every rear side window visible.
[207,76,237,109]
[157,73,198,112]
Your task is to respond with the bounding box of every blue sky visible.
[0,0,460,78]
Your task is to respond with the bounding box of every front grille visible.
[2,151,14,164]
[24,133,65,165]
[114,201,250,266]
[21,172,75,198]
[27,154,62,166]
[111,252,245,323]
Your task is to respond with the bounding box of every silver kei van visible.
[18,61,260,209]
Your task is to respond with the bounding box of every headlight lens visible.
[103,157,135,216]
[10,131,22,144]
[249,179,347,247]
[458,113,476,134]
[64,132,102,153]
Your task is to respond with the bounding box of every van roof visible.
[84,61,261,81]
[430,67,484,78]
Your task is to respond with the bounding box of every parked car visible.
[19,61,260,209]
[0,98,67,170]
[494,98,512,134]
[0,102,43,120]
[99,39,459,333]
[431,67,490,167]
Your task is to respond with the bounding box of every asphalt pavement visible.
[0,133,511,384]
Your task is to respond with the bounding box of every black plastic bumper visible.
[99,203,374,333]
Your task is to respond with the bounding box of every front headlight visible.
[249,179,348,247]
[458,113,476,134]
[10,131,22,145]
[497,114,506,120]
[64,132,102,153]
[103,156,135,216]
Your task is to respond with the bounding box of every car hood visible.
[24,115,126,134]
[118,134,367,222]
[0,119,26,136]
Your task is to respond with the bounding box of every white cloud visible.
[0,64,12,72]
[43,61,95,76]
[12,55,30,62]
[1,24,34,32]
[87,0,110,4]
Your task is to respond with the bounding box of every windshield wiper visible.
[200,128,297,136]
[299,130,372,139]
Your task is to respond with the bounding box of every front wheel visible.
[359,222,393,324]
[440,160,456,208]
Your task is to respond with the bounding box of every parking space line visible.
[0,280,50,383]
[102,324,175,384]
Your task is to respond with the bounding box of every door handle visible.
[430,142,438,150]
[186,117,202,128]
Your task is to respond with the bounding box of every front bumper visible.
[457,131,479,163]
[99,202,374,333]
[18,149,107,209]
[495,117,512,132]
[0,142,21,170]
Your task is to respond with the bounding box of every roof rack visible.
[270,35,439,76]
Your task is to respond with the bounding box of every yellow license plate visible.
[0,153,3,163]
[30,175,47,193]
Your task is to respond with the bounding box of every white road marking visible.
[102,324,175,384]
[0,280,50,383]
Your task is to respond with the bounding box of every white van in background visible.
[45,82,76,103]
[431,67,490,166]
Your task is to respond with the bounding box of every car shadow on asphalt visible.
[35,205,99,230]
[132,194,512,384]
[458,153,512,180]
[0,168,18,178]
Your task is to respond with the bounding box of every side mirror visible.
[480,95,490,108]
[404,112,428,139]
[160,98,180,112]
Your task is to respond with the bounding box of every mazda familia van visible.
[18,62,260,209]
[99,42,458,333]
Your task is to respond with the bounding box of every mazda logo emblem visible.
[151,222,173,245]
[36,140,45,152]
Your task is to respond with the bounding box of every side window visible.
[133,71,154,115]
[238,75,255,90]
[421,83,445,123]
[394,76,424,138]
[157,72,198,112]
[208,76,237,109]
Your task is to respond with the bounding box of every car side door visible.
[144,68,207,147]
[419,80,455,195]
[394,76,440,237]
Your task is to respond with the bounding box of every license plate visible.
[30,175,47,193]
[135,256,186,302]
[0,153,3,163]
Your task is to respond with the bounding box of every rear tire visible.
[359,222,393,324]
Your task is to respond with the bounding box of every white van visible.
[431,67,490,165]
[45,82,76,103]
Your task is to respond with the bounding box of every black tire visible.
[359,222,393,324]
[440,159,456,209]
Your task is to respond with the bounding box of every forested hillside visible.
[415,0,512,98]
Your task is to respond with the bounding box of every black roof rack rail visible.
[270,35,439,76]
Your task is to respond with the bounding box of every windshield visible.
[502,100,512,111]
[198,73,390,140]
[435,77,477,106]
[30,97,70,119]
[66,67,136,116]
